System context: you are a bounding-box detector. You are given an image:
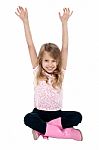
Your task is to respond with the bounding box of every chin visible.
[47,70,53,73]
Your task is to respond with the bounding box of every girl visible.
[15,6,83,140]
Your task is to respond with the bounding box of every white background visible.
[0,0,99,149]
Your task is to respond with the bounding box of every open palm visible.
[59,8,73,23]
[15,6,28,22]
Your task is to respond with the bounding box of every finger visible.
[67,8,70,13]
[17,8,21,14]
[58,12,61,19]
[70,10,73,16]
[19,6,23,10]
[18,6,24,12]
[25,8,27,11]
[25,8,28,13]
[59,12,63,20]
[64,8,67,11]
[63,8,67,12]
[15,11,19,17]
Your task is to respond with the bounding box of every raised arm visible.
[59,8,73,70]
[15,6,38,68]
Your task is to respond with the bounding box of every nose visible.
[48,61,53,67]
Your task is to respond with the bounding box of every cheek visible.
[54,63,57,68]
[42,61,46,67]
[42,62,44,67]
[55,62,57,66]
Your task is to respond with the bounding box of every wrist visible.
[62,21,68,26]
[23,18,29,24]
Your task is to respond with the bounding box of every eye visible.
[52,60,56,62]
[44,60,48,62]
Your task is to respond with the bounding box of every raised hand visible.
[15,6,28,23]
[59,8,73,24]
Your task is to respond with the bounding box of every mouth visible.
[44,68,55,74]
[42,66,56,74]
[46,68,54,71]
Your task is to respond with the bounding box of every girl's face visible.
[42,52,57,73]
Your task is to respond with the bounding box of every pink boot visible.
[63,128,83,141]
[43,118,62,139]
[32,130,48,140]
[44,124,83,140]
[32,130,41,140]
[44,123,66,139]
[48,117,62,129]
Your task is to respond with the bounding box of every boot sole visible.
[32,130,39,140]
[77,129,83,141]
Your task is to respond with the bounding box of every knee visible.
[24,113,31,126]
[24,112,38,126]
[76,112,82,123]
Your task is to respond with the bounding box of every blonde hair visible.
[36,43,64,89]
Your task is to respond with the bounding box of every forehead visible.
[43,52,54,59]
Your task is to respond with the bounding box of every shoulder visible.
[33,65,39,75]
[61,68,66,77]
[62,68,66,73]
[33,65,39,71]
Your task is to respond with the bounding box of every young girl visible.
[15,6,83,140]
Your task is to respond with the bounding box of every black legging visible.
[24,108,82,134]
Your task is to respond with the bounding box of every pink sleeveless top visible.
[33,66,64,111]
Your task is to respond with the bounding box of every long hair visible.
[36,43,64,89]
